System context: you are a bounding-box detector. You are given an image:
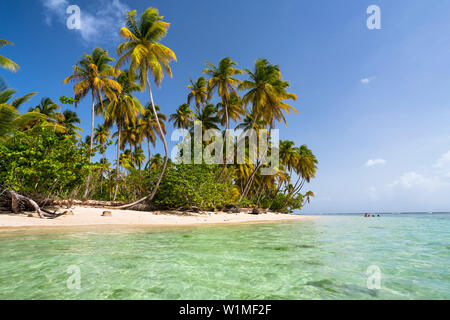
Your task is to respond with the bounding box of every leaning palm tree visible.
[187,76,209,113]
[63,47,122,163]
[102,72,144,200]
[169,103,194,130]
[202,57,243,130]
[0,39,19,72]
[238,59,298,201]
[138,103,167,163]
[115,7,177,208]
[0,88,41,138]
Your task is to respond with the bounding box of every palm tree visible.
[115,7,177,207]
[240,59,297,127]
[133,146,146,170]
[0,89,41,138]
[138,103,167,163]
[194,103,220,133]
[304,191,315,205]
[283,145,318,206]
[202,57,243,130]
[63,47,122,163]
[238,59,298,201]
[187,76,209,113]
[279,140,298,174]
[102,72,144,200]
[61,110,82,137]
[169,103,194,130]
[0,39,19,72]
[94,123,111,155]
[216,92,244,127]
[29,97,59,117]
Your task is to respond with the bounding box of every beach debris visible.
[27,212,40,218]
[231,206,241,214]
[64,210,74,216]
[152,211,161,215]
[250,208,261,215]
[7,190,62,219]
[102,211,112,217]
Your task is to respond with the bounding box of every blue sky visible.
[1,0,450,213]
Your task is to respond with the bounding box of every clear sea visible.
[0,213,449,299]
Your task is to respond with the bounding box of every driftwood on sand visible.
[0,190,67,219]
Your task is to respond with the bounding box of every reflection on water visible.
[0,215,449,299]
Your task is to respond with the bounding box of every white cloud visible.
[435,150,450,178]
[365,158,386,167]
[360,76,376,84]
[389,172,429,189]
[41,0,128,43]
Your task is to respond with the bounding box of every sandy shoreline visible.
[0,207,316,230]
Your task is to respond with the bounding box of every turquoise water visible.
[0,214,449,300]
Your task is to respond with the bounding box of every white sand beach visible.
[0,207,315,229]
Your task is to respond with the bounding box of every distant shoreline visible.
[0,207,317,230]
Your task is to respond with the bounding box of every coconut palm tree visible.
[115,7,177,207]
[0,88,43,137]
[94,123,111,154]
[240,59,297,128]
[194,103,220,133]
[133,146,146,170]
[187,76,209,113]
[102,72,144,200]
[63,47,122,163]
[202,57,243,130]
[138,103,166,163]
[0,39,19,72]
[238,59,298,201]
[216,92,244,127]
[304,191,315,204]
[61,110,82,137]
[29,97,59,117]
[169,103,194,130]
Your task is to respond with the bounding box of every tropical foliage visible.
[0,6,318,216]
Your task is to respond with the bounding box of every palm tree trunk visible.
[82,92,96,199]
[217,96,229,179]
[110,77,168,209]
[113,125,121,201]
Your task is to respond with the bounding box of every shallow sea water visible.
[0,214,448,299]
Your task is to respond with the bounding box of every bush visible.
[0,127,92,198]
[150,164,238,209]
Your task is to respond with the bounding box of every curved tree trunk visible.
[217,96,229,180]
[110,77,168,210]
[83,92,96,199]
[113,124,121,201]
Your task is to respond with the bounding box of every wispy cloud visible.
[365,158,386,167]
[435,150,450,177]
[388,150,450,190]
[360,76,376,84]
[41,0,128,43]
[389,171,431,189]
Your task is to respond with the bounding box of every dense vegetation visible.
[0,7,318,216]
